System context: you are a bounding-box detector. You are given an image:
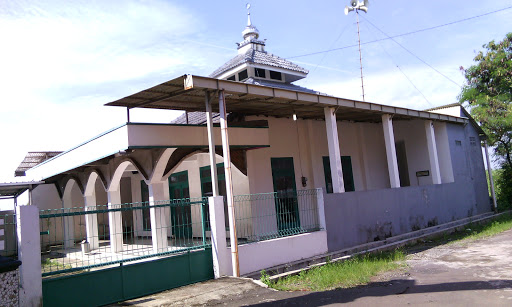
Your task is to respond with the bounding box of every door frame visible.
[168,170,192,239]
[270,157,300,232]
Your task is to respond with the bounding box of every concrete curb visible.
[244,210,510,281]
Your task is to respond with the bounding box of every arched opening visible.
[61,178,85,248]
[108,159,150,253]
[164,151,251,241]
[83,171,108,250]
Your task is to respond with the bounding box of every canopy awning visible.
[106,74,468,124]
[0,181,44,200]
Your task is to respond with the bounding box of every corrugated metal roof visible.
[244,77,322,95]
[15,151,63,177]
[210,48,308,78]
[424,103,462,111]
[172,111,220,125]
[0,180,44,198]
[105,75,468,125]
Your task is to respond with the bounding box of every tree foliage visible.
[459,33,512,169]
[492,167,512,211]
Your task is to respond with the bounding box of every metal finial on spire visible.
[246,3,252,26]
[242,3,259,41]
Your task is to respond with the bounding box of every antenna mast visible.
[345,0,369,101]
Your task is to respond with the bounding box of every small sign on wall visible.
[416,170,430,177]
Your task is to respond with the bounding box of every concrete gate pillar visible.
[208,196,230,278]
[17,205,43,307]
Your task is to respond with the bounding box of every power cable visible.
[362,20,432,106]
[361,15,461,88]
[287,5,512,59]
[309,22,351,76]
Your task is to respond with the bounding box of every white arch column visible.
[107,188,123,253]
[84,195,99,250]
[83,173,103,250]
[62,198,75,249]
[62,181,77,249]
[148,181,170,253]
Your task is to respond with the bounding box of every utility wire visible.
[302,22,351,87]
[287,5,512,59]
[361,15,461,87]
[310,22,351,76]
[362,21,432,106]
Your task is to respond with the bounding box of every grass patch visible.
[41,258,72,273]
[263,250,405,291]
[264,212,512,292]
[435,212,512,245]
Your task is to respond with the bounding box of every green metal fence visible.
[39,197,210,277]
[233,189,321,243]
[0,211,17,258]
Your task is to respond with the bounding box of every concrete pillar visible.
[107,189,123,253]
[382,114,401,188]
[205,91,219,197]
[219,90,240,277]
[324,107,344,193]
[316,188,326,230]
[425,120,441,184]
[208,196,230,278]
[84,195,99,250]
[148,181,170,253]
[62,199,75,249]
[484,140,498,212]
[16,205,42,307]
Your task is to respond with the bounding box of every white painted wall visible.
[226,230,328,276]
[171,153,250,238]
[31,184,61,210]
[127,124,269,148]
[246,116,391,195]
[394,119,432,186]
[433,122,454,183]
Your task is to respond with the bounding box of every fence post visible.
[316,188,327,231]
[16,205,43,307]
[208,196,230,278]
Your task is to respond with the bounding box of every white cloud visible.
[303,64,465,110]
[0,0,197,182]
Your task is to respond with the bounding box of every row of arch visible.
[57,148,242,254]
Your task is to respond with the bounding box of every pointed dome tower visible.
[210,4,309,85]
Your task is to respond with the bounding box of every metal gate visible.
[40,197,213,307]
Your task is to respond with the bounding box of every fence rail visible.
[39,198,210,277]
[233,189,321,244]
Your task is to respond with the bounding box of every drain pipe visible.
[483,140,497,212]
[218,90,240,277]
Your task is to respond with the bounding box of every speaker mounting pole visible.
[345,0,369,102]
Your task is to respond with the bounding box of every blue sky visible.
[0,0,511,187]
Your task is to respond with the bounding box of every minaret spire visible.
[247,3,252,26]
[238,3,265,53]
